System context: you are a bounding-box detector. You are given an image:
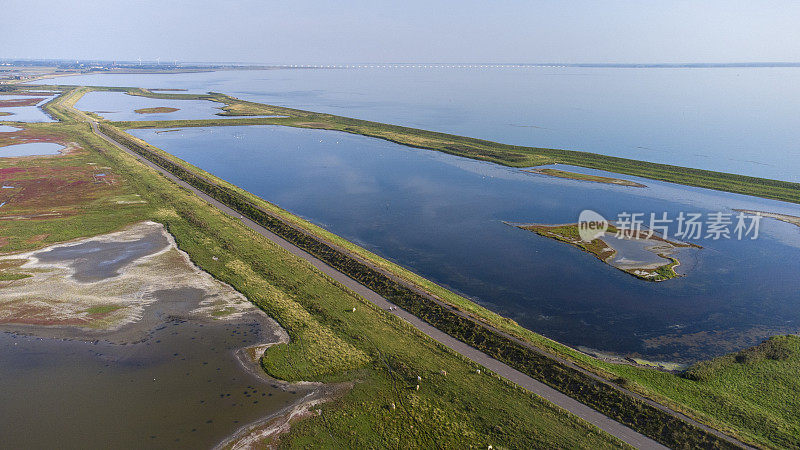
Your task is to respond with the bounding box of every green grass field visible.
[597,336,800,448]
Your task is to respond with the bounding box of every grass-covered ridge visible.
[598,336,800,448]
[0,123,627,447]
[21,84,796,447]
[97,122,739,448]
[41,87,93,122]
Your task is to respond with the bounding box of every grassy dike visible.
[41,86,94,122]
[98,122,740,449]
[0,131,627,446]
[87,87,800,446]
[597,336,800,449]
[21,85,796,446]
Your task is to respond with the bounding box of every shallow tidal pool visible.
[0,142,64,157]
[0,321,302,449]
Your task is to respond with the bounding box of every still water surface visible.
[0,142,63,157]
[75,91,244,122]
[38,67,800,181]
[130,125,800,362]
[0,321,300,449]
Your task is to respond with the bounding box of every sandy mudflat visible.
[0,221,261,342]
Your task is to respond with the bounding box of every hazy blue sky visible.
[4,0,799,64]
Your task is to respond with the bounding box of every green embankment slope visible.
[98,121,739,449]
[599,336,800,449]
[0,94,629,448]
[14,84,799,448]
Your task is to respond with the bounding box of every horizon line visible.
[2,58,800,68]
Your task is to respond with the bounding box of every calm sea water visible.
[36,67,800,181]
[130,125,800,362]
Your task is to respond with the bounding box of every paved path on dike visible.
[94,121,738,449]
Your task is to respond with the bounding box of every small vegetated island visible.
[514,222,699,281]
[134,106,179,114]
[524,167,647,188]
